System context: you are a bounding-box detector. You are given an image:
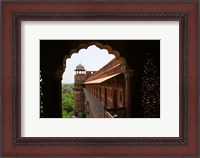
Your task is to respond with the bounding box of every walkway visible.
[83,88,104,118]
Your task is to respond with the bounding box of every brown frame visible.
[1,0,199,157]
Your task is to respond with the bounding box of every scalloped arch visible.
[63,41,127,69]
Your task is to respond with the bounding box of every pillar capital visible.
[41,65,64,80]
[124,67,134,78]
[55,66,64,80]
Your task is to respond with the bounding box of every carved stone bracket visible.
[124,67,134,78]
[41,65,64,81]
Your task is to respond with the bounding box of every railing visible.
[104,111,114,118]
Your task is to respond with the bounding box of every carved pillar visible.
[41,66,63,118]
[124,68,133,118]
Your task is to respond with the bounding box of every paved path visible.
[83,88,104,118]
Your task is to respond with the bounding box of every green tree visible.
[62,84,75,118]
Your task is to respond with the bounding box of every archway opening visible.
[61,45,115,118]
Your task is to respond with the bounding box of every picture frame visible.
[1,0,199,157]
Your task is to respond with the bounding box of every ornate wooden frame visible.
[1,0,199,157]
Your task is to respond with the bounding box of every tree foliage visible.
[62,84,75,118]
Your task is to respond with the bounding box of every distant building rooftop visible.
[84,58,124,84]
[75,63,85,71]
[84,72,121,84]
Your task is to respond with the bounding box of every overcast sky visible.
[62,45,115,84]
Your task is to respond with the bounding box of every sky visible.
[62,45,115,84]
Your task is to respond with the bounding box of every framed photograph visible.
[1,0,199,157]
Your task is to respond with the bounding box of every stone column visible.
[42,66,63,118]
[124,68,133,118]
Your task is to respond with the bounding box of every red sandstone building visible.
[74,58,132,118]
